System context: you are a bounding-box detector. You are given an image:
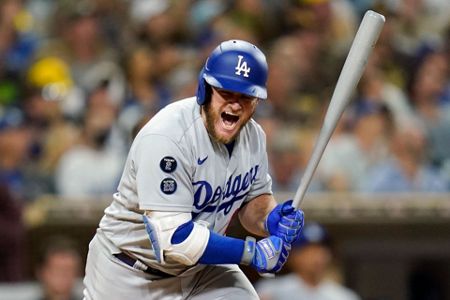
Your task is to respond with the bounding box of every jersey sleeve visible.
[134,134,194,212]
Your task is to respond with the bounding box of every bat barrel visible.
[292,10,385,209]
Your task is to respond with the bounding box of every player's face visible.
[202,87,258,144]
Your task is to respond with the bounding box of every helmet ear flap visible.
[196,68,212,105]
[196,68,206,105]
[196,78,206,105]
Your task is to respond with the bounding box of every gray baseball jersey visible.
[98,97,272,275]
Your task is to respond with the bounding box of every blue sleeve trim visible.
[171,221,245,265]
[199,231,244,264]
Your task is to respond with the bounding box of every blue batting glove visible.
[265,200,305,244]
[251,236,290,273]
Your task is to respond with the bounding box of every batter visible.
[83,40,304,300]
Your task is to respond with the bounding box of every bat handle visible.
[291,159,317,209]
[292,131,328,209]
[292,179,308,209]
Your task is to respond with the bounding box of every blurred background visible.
[0,0,449,299]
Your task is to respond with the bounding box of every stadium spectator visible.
[35,236,83,300]
[0,108,44,200]
[408,49,450,169]
[361,125,448,193]
[256,223,360,300]
[0,0,39,77]
[389,0,449,59]
[318,101,392,191]
[54,86,125,198]
[268,127,303,192]
[0,183,25,282]
[117,45,167,140]
[268,126,322,193]
[22,57,82,198]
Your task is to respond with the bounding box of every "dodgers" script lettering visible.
[192,165,259,215]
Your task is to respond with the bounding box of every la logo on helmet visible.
[235,55,251,77]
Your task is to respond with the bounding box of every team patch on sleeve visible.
[160,178,177,194]
[159,156,177,173]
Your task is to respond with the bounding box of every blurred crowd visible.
[0,0,449,282]
[0,0,449,204]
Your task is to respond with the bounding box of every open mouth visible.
[221,111,239,129]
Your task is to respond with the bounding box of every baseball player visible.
[82,40,305,300]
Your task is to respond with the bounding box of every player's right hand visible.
[251,236,290,273]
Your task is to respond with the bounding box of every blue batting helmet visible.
[196,40,268,105]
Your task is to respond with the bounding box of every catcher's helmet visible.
[196,40,268,105]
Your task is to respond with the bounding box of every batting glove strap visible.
[240,236,256,265]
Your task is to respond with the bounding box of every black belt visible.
[113,252,174,278]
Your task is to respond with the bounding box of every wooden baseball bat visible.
[292,10,385,209]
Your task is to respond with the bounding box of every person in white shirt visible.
[256,223,360,300]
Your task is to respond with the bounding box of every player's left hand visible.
[265,200,304,244]
[251,236,291,274]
